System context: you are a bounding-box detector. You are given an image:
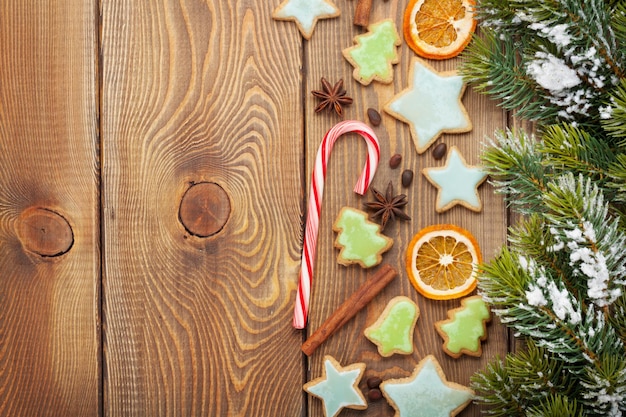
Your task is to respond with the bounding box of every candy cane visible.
[293,120,381,329]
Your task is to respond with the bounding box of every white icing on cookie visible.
[303,356,367,417]
[422,146,488,212]
[384,58,472,154]
[381,355,474,417]
[272,0,340,39]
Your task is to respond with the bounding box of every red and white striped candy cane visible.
[293,120,381,329]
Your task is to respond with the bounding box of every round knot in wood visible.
[179,182,230,237]
[16,207,74,257]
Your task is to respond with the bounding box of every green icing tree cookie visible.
[342,19,400,86]
[435,295,491,358]
[333,207,392,268]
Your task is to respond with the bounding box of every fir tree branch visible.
[464,0,625,128]
[559,0,625,80]
[479,248,600,367]
[478,171,626,415]
[609,292,626,344]
[543,174,626,309]
[612,0,626,47]
[541,124,616,185]
[468,1,626,414]
[508,214,583,301]
[602,78,626,145]
[580,351,626,415]
[483,124,626,215]
[471,340,579,416]
[526,394,585,417]
[607,153,626,202]
[481,129,548,214]
[472,358,527,417]
[460,31,557,121]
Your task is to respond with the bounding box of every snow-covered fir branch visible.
[544,174,626,308]
[465,1,626,414]
[474,129,626,415]
[464,0,625,127]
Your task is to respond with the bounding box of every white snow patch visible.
[527,52,581,93]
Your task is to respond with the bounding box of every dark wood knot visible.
[16,207,74,257]
[179,182,230,237]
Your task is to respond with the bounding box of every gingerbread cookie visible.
[333,207,393,268]
[436,295,491,358]
[381,355,474,417]
[303,355,367,417]
[384,58,472,154]
[422,146,488,212]
[272,0,340,40]
[364,296,419,357]
[342,19,401,85]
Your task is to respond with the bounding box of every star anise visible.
[364,181,411,231]
[311,77,353,117]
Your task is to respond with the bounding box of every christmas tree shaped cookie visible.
[435,295,491,358]
[364,296,419,357]
[333,207,393,268]
[303,355,367,417]
[342,19,401,85]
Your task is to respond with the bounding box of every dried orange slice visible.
[403,0,477,60]
[406,224,481,300]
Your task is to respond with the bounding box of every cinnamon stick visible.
[301,264,397,356]
[354,0,373,27]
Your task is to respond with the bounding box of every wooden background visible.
[0,1,512,416]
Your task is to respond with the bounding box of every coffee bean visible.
[368,388,383,401]
[366,376,382,389]
[389,153,402,169]
[367,108,381,126]
[401,169,414,187]
[432,142,447,160]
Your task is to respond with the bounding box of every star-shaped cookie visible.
[422,146,487,212]
[384,58,472,154]
[381,355,474,417]
[303,356,367,417]
[272,0,340,39]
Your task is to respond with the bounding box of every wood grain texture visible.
[0,1,100,416]
[101,1,304,415]
[0,1,520,416]
[304,2,509,416]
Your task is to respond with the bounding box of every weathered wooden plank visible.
[101,1,304,415]
[0,1,100,416]
[304,2,509,416]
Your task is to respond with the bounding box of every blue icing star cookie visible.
[384,58,472,154]
[422,146,488,212]
[303,356,367,417]
[272,0,340,40]
[381,355,474,417]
